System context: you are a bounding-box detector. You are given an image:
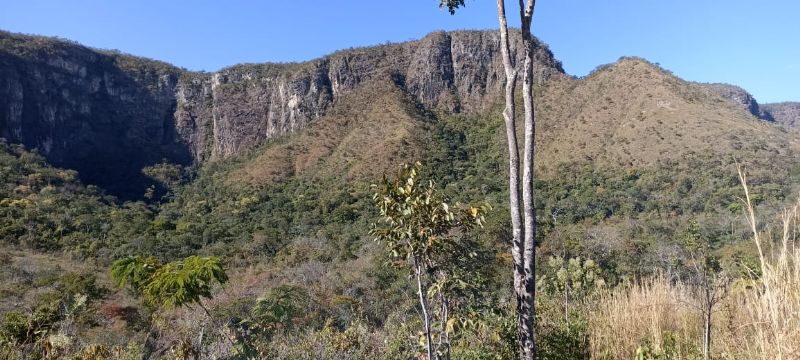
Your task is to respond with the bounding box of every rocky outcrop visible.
[0,33,190,198]
[700,83,800,126]
[703,83,765,119]
[760,102,800,128]
[0,30,563,198]
[175,30,563,159]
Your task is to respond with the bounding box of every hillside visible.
[1,30,800,358]
[702,83,800,127]
[761,101,800,127]
[227,77,430,187]
[537,58,799,168]
[0,30,562,199]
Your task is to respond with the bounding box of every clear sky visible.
[1,1,797,103]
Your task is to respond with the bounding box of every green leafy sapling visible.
[370,161,489,360]
[110,255,228,312]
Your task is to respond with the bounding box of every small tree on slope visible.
[370,162,489,360]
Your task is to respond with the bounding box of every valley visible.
[1,28,799,359]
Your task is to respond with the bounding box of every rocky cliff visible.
[702,83,765,118]
[0,34,189,198]
[701,83,800,127]
[760,102,800,128]
[0,30,563,198]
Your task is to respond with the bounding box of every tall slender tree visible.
[439,1,539,358]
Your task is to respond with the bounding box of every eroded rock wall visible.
[0,29,564,197]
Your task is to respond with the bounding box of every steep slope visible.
[0,30,563,198]
[0,34,190,199]
[4,33,800,358]
[205,59,800,206]
[761,102,800,127]
[701,83,765,119]
[699,84,800,129]
[535,58,799,171]
[227,76,431,187]
[148,57,800,269]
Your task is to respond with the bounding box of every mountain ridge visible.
[522,57,800,173]
[0,29,562,198]
[760,101,800,127]
[2,29,798,200]
[3,28,800,358]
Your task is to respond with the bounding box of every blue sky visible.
[1,1,797,103]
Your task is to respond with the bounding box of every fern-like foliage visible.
[109,256,161,294]
[109,255,228,310]
[143,256,229,309]
[251,285,309,329]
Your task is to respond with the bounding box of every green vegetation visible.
[4,17,800,358]
[0,262,110,358]
[1,101,797,357]
[1,61,800,357]
[111,255,228,310]
[371,162,490,359]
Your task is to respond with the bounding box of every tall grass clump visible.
[588,277,701,359]
[734,166,800,359]
[587,166,800,359]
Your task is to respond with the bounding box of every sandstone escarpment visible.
[760,102,800,128]
[0,33,189,197]
[702,83,766,119]
[0,30,564,197]
[699,83,800,127]
[175,30,563,159]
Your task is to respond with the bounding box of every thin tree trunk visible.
[416,260,435,360]
[496,0,538,358]
[564,285,569,325]
[197,325,205,359]
[441,293,451,360]
[703,286,712,360]
[704,308,711,360]
[495,0,522,279]
[198,301,240,357]
[495,2,529,358]
[519,1,538,358]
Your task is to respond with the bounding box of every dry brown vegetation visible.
[227,77,427,188]
[535,58,800,174]
[588,277,700,359]
[586,168,800,359]
[5,38,800,358]
[226,57,800,193]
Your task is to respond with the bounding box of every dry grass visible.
[534,58,800,175]
[729,166,800,359]
[588,277,701,359]
[227,77,424,188]
[224,57,800,189]
[587,166,800,359]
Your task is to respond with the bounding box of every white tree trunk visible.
[519,1,538,359]
[496,0,537,358]
[416,260,435,360]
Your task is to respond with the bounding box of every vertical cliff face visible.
[173,30,563,160]
[406,32,457,110]
[0,33,191,198]
[702,83,764,118]
[702,84,800,127]
[202,60,336,159]
[0,29,564,198]
[760,102,800,128]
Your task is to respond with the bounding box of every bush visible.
[0,312,29,344]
